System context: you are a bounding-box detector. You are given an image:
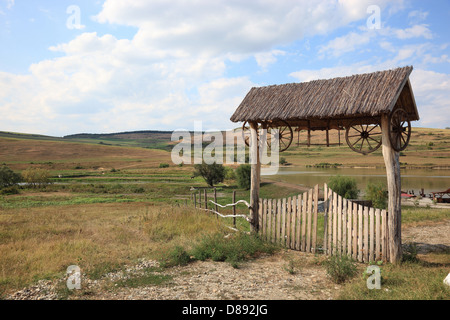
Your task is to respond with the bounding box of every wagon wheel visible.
[345,120,382,155]
[242,121,293,153]
[389,108,411,152]
[267,120,293,153]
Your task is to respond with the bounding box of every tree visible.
[193,162,225,187]
[328,175,359,199]
[365,182,387,209]
[235,164,251,190]
[22,167,51,188]
[0,166,22,188]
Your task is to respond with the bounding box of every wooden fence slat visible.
[347,199,352,257]
[332,192,338,255]
[375,208,381,261]
[342,198,348,256]
[306,189,313,253]
[352,202,358,261]
[272,199,277,243]
[358,204,363,262]
[382,209,387,261]
[286,197,292,248]
[258,198,263,235]
[337,195,342,255]
[296,195,302,251]
[204,189,207,210]
[277,199,282,244]
[301,192,307,252]
[364,206,369,263]
[323,184,328,254]
[369,207,375,262]
[312,185,319,253]
[290,197,296,249]
[327,189,333,255]
[281,198,287,246]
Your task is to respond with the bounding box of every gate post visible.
[249,121,261,232]
[381,114,402,264]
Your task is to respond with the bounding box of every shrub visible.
[328,175,359,199]
[365,182,387,209]
[159,163,170,168]
[22,167,51,188]
[280,157,288,165]
[325,253,357,284]
[235,164,251,190]
[159,246,192,268]
[193,162,225,187]
[191,232,278,268]
[0,166,22,189]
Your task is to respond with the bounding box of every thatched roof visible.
[230,66,419,129]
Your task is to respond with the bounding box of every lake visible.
[263,166,450,197]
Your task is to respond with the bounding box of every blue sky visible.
[0,0,449,136]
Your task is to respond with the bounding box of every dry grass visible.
[0,202,223,296]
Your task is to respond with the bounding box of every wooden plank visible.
[342,197,348,256]
[337,195,342,255]
[358,205,363,262]
[312,185,319,253]
[214,188,218,220]
[306,189,313,252]
[352,202,358,261]
[286,197,292,248]
[281,198,287,246]
[364,206,369,263]
[296,195,302,250]
[347,199,352,257]
[375,208,381,261]
[266,199,272,242]
[277,199,282,244]
[290,197,297,249]
[272,199,277,243]
[327,189,333,255]
[204,189,207,210]
[332,192,338,255]
[232,191,236,228]
[301,192,307,252]
[258,198,264,237]
[323,184,328,254]
[199,190,202,208]
[193,193,197,208]
[381,209,387,261]
[369,207,375,262]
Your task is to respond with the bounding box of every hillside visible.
[1,127,449,169]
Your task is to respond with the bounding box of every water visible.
[264,167,450,197]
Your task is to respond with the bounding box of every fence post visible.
[204,189,207,211]
[194,193,197,208]
[199,190,202,209]
[214,188,218,219]
[232,191,236,228]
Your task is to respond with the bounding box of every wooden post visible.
[381,114,402,264]
[214,188,218,219]
[204,189,207,210]
[249,121,260,232]
[199,190,202,209]
[193,193,197,208]
[232,191,237,228]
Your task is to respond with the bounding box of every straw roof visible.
[230,66,419,129]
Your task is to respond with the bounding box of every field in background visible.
[0,127,449,299]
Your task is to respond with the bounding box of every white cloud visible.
[394,24,433,40]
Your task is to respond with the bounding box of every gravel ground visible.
[6,220,449,300]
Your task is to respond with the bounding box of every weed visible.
[324,253,357,284]
[159,246,192,268]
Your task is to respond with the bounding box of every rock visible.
[444,273,450,287]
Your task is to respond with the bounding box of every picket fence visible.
[258,184,389,262]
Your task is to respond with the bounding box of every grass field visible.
[0,128,449,299]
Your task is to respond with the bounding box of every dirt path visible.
[7,220,449,300]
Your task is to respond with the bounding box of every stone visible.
[444,273,450,287]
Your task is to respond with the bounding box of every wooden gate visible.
[258,184,389,262]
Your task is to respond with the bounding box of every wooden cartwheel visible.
[345,108,412,155]
[242,120,293,153]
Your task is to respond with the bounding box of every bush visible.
[365,182,387,209]
[159,163,170,168]
[328,175,359,199]
[22,167,51,188]
[325,253,357,284]
[159,246,192,268]
[191,232,278,268]
[193,162,225,187]
[0,166,22,189]
[235,164,251,190]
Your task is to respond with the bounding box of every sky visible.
[0,0,449,136]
